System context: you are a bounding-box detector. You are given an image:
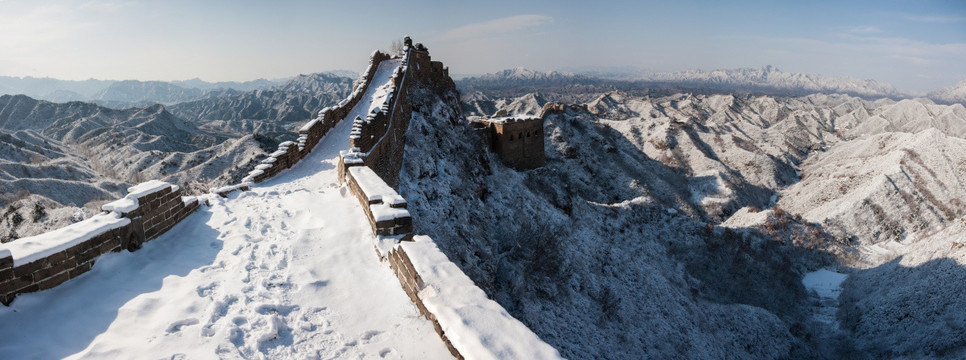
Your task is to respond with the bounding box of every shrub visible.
[32,202,46,222]
[11,212,23,227]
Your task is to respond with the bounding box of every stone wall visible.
[338,39,559,359]
[387,236,562,360]
[344,165,413,237]
[348,42,458,189]
[0,180,199,305]
[386,243,463,359]
[241,51,393,185]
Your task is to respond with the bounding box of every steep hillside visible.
[399,87,837,359]
[404,86,966,358]
[776,130,966,248]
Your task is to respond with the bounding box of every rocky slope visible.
[405,85,966,359]
[399,87,840,359]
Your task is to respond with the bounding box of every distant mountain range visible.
[459,66,966,104]
[645,65,903,99]
[0,71,359,109]
[927,79,966,105]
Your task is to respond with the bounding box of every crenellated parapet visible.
[240,50,395,185]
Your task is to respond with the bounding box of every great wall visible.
[0,37,560,359]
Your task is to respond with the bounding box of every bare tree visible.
[389,38,405,57]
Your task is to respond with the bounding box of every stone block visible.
[141,191,157,204]
[98,239,119,254]
[69,260,94,279]
[14,260,46,278]
[37,271,69,291]
[0,254,12,269]
[394,215,412,226]
[16,284,40,294]
[45,250,68,266]
[74,247,99,265]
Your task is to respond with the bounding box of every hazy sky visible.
[1,0,964,93]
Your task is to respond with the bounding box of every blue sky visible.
[0,0,963,93]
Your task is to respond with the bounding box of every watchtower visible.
[473,116,545,170]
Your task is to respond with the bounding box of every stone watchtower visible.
[474,116,545,170]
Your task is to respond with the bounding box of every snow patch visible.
[802,269,848,299]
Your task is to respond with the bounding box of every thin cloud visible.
[908,15,966,23]
[437,14,553,41]
[891,55,931,66]
[846,25,883,34]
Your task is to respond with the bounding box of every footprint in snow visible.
[361,330,383,340]
[196,282,217,297]
[255,303,300,316]
[166,318,200,334]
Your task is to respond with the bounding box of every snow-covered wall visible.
[388,236,562,360]
[241,51,393,185]
[354,42,457,188]
[0,180,200,305]
[338,38,560,359]
[344,166,413,237]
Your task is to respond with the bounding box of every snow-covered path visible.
[0,59,453,359]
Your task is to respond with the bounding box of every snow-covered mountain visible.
[646,65,903,98]
[0,76,112,102]
[927,79,966,105]
[0,76,288,108]
[475,67,581,82]
[459,66,908,103]
[169,73,353,126]
[458,68,617,99]
[411,88,966,359]
[91,80,208,106]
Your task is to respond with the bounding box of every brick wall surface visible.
[0,183,200,305]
